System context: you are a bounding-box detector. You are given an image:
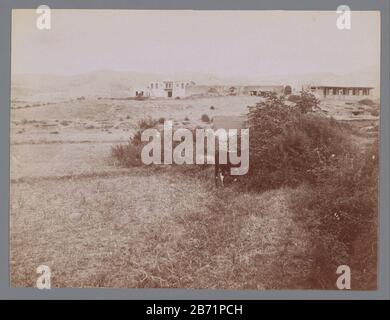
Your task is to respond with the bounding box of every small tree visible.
[295,90,321,113]
[201,114,210,123]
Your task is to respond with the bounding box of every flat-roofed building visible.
[148,80,195,98]
[309,85,374,100]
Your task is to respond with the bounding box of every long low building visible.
[310,85,374,100]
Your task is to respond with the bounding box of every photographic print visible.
[10,9,380,290]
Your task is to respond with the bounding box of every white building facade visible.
[148,80,195,98]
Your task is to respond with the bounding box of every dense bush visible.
[111,143,143,167]
[358,98,375,106]
[289,141,378,289]
[245,92,349,190]
[201,114,210,123]
[111,117,159,166]
[284,85,292,95]
[287,94,300,103]
[245,91,378,288]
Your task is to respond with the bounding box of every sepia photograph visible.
[10,9,380,290]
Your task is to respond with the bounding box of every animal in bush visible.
[214,150,242,187]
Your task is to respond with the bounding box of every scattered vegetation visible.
[358,98,375,106]
[111,143,143,167]
[60,120,71,126]
[111,117,159,166]
[369,109,379,117]
[201,114,210,123]
[137,117,159,130]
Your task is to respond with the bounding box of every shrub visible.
[112,117,160,165]
[284,85,292,95]
[137,117,158,130]
[111,143,143,167]
[158,117,166,124]
[295,91,321,113]
[289,141,378,289]
[369,109,379,117]
[210,105,215,110]
[245,91,378,289]
[201,114,210,123]
[245,91,350,191]
[207,87,218,94]
[358,98,375,106]
[287,94,300,103]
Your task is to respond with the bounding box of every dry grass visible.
[10,94,379,289]
[11,167,313,289]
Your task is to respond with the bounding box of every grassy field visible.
[10,95,378,289]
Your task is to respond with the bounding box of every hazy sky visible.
[11,10,380,77]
